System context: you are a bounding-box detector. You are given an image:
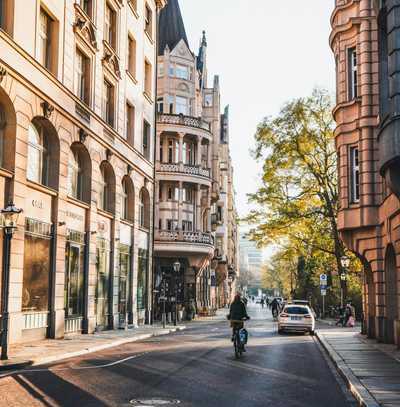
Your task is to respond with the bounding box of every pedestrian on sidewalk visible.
[260,298,265,308]
[345,300,355,327]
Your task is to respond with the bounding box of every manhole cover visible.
[130,399,180,406]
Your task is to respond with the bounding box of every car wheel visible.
[309,330,315,336]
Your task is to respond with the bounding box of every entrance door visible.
[95,239,110,329]
[118,245,131,326]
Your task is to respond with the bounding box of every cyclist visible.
[270,297,280,319]
[228,293,250,350]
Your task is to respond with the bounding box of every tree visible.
[246,88,358,302]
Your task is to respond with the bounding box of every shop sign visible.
[66,203,85,232]
[25,187,52,223]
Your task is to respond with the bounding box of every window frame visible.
[142,119,151,160]
[144,3,153,39]
[103,78,115,128]
[38,7,52,70]
[105,2,117,50]
[75,47,91,105]
[347,47,358,101]
[349,146,360,203]
[127,34,137,79]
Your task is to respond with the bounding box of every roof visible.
[158,0,189,55]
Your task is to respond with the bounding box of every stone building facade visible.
[0,0,165,344]
[153,0,239,318]
[331,0,400,345]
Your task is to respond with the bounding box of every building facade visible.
[0,0,165,344]
[153,0,239,318]
[331,0,400,345]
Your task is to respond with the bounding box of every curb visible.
[316,331,380,407]
[0,325,186,372]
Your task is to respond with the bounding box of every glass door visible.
[65,243,84,319]
[118,244,131,326]
[95,238,110,329]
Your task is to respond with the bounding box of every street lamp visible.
[339,255,350,308]
[173,260,181,326]
[1,202,22,360]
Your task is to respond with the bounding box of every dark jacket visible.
[228,300,248,321]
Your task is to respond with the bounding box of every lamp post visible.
[173,260,181,326]
[0,202,22,360]
[340,255,350,308]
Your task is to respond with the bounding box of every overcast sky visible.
[179,0,335,217]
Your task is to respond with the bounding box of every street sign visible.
[321,289,327,296]
[320,284,327,290]
[320,274,327,283]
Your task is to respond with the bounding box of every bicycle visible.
[231,318,249,359]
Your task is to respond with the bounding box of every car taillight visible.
[304,315,312,319]
[280,313,289,318]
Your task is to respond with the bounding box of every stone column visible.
[196,184,202,232]
[196,137,202,166]
[178,133,184,164]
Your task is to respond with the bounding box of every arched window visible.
[67,143,92,203]
[99,161,115,213]
[139,187,150,229]
[121,176,134,222]
[27,119,60,189]
[27,123,46,184]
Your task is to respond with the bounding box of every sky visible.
[179,0,336,218]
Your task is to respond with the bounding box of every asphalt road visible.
[0,305,356,407]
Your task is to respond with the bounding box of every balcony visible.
[157,162,211,179]
[156,230,214,245]
[157,113,211,133]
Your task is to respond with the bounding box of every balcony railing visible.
[156,230,214,245]
[158,162,211,178]
[157,113,211,132]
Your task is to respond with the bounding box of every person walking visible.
[260,298,265,308]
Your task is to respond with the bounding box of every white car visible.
[278,304,315,335]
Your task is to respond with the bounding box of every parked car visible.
[278,304,315,335]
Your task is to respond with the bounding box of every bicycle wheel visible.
[234,335,242,359]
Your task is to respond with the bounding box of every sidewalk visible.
[317,322,400,407]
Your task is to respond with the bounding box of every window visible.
[144,60,152,97]
[103,79,114,127]
[182,220,193,231]
[167,186,172,200]
[204,94,213,107]
[174,139,179,163]
[67,150,82,200]
[78,0,93,18]
[350,146,360,203]
[183,187,192,203]
[126,103,135,145]
[0,0,7,31]
[127,36,136,78]
[158,62,164,77]
[99,162,115,213]
[167,219,178,231]
[348,47,357,100]
[139,188,150,229]
[27,123,46,184]
[183,141,195,165]
[105,3,116,49]
[142,120,150,160]
[174,187,180,201]
[167,95,174,114]
[159,139,163,162]
[157,97,164,113]
[38,8,53,70]
[176,96,188,115]
[168,65,174,77]
[176,65,189,80]
[121,177,134,221]
[168,140,174,163]
[144,3,152,38]
[75,49,90,104]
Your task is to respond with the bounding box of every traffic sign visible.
[320,284,327,290]
[321,289,327,296]
[320,274,327,283]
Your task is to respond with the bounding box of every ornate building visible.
[0,0,166,344]
[331,0,400,344]
[153,0,239,318]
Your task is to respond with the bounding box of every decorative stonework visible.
[41,101,54,119]
[0,65,7,84]
[79,128,88,143]
[73,4,98,51]
[102,42,121,80]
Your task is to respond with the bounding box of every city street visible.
[0,305,356,407]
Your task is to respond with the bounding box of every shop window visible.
[127,35,136,78]
[144,3,152,39]
[121,176,135,222]
[27,120,59,189]
[142,119,150,160]
[22,219,52,313]
[68,142,91,203]
[350,146,360,203]
[144,60,152,98]
[126,103,135,146]
[38,7,58,74]
[119,244,131,324]
[99,161,116,213]
[137,248,148,310]
[139,187,150,229]
[65,234,85,318]
[75,48,90,105]
[96,237,110,328]
[103,79,115,127]
[105,2,116,49]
